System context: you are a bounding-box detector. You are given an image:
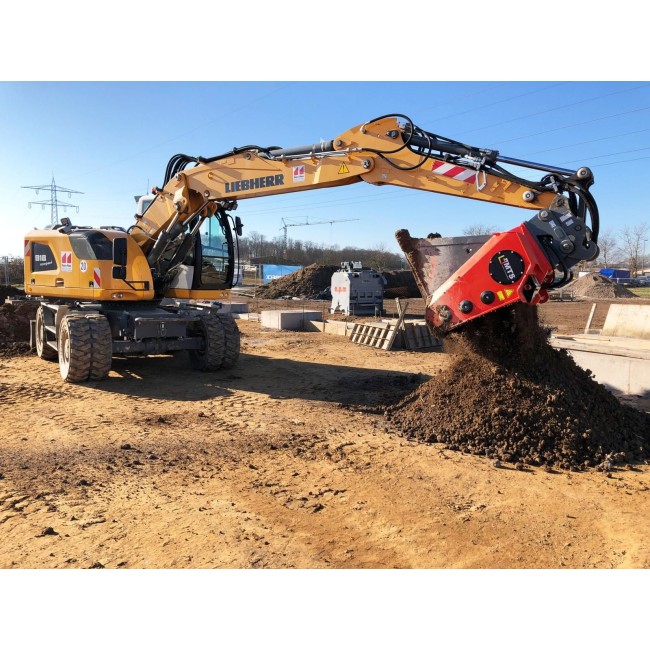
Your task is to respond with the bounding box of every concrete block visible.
[602,304,650,339]
[260,310,323,331]
[551,334,650,396]
[303,320,325,332]
[323,320,353,337]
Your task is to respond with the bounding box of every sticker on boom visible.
[225,174,284,194]
[488,250,524,285]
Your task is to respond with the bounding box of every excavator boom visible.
[130,113,598,330]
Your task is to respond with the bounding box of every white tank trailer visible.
[329,261,386,316]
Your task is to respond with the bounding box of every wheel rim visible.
[59,324,70,376]
[36,310,45,355]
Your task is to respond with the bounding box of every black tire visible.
[216,313,240,370]
[58,315,92,383]
[188,313,225,371]
[86,314,113,380]
[35,305,57,361]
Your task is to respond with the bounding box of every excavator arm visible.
[129,113,599,330]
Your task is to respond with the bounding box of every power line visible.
[557,145,650,165]
[424,82,567,124]
[455,82,650,138]
[414,82,509,114]
[519,127,650,156]
[591,155,650,168]
[60,83,292,183]
[492,105,650,147]
[22,177,83,227]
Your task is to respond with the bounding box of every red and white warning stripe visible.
[24,240,31,256]
[93,267,101,288]
[431,160,477,184]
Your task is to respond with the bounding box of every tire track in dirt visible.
[2,319,650,568]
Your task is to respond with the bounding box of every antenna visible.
[22,176,83,227]
[280,216,360,252]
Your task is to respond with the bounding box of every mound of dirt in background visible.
[385,304,650,470]
[255,265,420,300]
[570,273,636,299]
[0,286,25,302]
[254,264,339,299]
[0,300,38,352]
[382,270,420,299]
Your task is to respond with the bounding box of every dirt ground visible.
[1,297,649,569]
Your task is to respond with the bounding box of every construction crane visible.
[280,216,360,251]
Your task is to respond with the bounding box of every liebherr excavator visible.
[24,113,599,382]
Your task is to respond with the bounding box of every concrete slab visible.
[601,304,650,339]
[551,334,650,397]
[260,310,323,331]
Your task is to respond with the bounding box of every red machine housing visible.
[398,225,555,333]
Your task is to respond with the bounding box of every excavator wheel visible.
[58,314,93,383]
[35,305,57,361]
[215,313,240,370]
[86,314,113,380]
[58,313,113,383]
[188,313,226,371]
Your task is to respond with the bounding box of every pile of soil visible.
[255,264,339,299]
[385,304,650,470]
[0,299,38,352]
[382,270,420,299]
[570,273,636,299]
[255,265,420,300]
[0,286,25,301]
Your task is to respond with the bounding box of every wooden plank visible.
[584,303,597,334]
[385,299,409,351]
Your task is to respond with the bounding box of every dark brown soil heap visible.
[386,304,650,470]
[255,264,419,300]
[570,273,636,299]
[0,299,38,353]
[254,264,339,299]
[0,286,25,301]
[382,270,420,299]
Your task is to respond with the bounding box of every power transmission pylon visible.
[280,216,360,252]
[22,176,83,227]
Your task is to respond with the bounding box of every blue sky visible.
[2,80,649,258]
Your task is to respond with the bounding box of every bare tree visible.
[619,222,649,277]
[462,224,497,236]
[595,230,619,268]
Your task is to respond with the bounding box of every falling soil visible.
[569,273,636,299]
[386,304,650,470]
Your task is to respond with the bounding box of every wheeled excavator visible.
[23,113,599,382]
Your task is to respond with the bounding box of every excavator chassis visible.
[32,300,240,383]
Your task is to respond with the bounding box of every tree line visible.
[238,231,405,271]
[462,222,650,276]
[590,222,649,276]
